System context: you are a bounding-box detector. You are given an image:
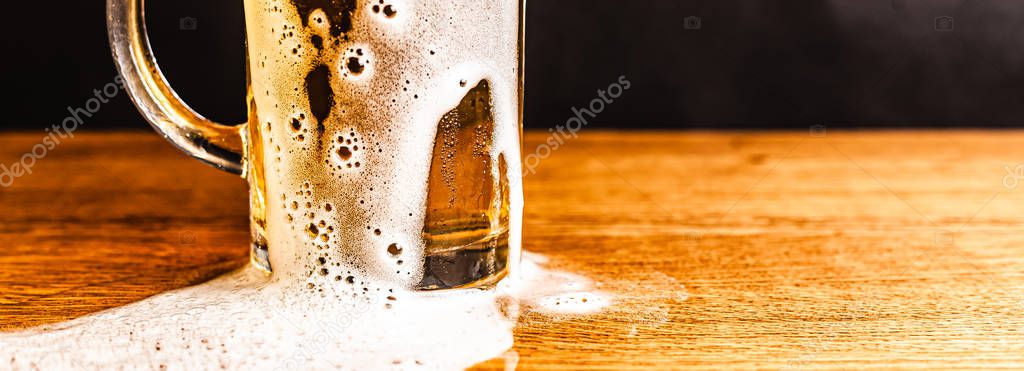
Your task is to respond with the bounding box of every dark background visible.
[2,0,1023,131]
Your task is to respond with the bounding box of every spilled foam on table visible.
[0,253,608,369]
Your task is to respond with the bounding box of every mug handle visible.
[107,0,246,175]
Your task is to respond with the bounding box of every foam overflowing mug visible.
[108,0,525,290]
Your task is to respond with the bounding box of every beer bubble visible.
[387,243,403,257]
[291,0,356,37]
[337,147,353,160]
[330,131,364,170]
[346,57,365,75]
[338,47,372,79]
[307,9,328,31]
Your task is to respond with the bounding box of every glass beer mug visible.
[107,0,524,290]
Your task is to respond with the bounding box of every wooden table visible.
[1,130,1023,369]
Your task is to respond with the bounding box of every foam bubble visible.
[533,292,613,314]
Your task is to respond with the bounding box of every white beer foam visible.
[246,0,523,289]
[0,254,609,369]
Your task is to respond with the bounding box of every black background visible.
[2,0,1023,131]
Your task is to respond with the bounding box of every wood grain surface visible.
[1,130,1023,369]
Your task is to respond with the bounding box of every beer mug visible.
[107,0,524,290]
